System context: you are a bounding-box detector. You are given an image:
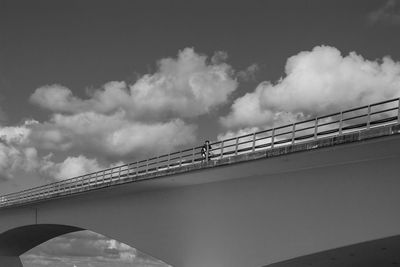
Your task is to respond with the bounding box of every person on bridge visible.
[201,140,212,161]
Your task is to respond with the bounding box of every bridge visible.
[1,98,400,267]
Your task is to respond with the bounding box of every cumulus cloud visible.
[40,154,103,181]
[0,122,39,180]
[24,48,235,168]
[0,121,112,181]
[29,111,196,159]
[221,45,400,130]
[4,48,235,181]
[30,48,237,119]
[0,144,39,180]
[368,0,400,25]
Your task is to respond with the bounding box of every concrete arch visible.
[0,224,82,267]
[0,224,82,256]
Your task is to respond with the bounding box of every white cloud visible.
[40,154,103,181]
[3,48,234,181]
[221,45,400,130]
[0,115,195,181]
[368,0,400,25]
[0,143,39,180]
[30,48,237,119]
[0,120,34,145]
[24,48,233,169]
[29,111,196,159]
[217,127,260,141]
[0,123,40,179]
[29,84,85,113]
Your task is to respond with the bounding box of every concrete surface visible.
[0,124,400,267]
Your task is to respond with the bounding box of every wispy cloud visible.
[368,0,400,25]
[237,63,259,82]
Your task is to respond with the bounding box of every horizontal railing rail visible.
[1,97,399,208]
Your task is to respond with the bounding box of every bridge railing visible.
[1,98,399,208]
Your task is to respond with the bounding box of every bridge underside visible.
[0,256,23,267]
[265,235,400,267]
[0,224,81,256]
[0,224,81,267]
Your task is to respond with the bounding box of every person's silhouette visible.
[201,140,212,161]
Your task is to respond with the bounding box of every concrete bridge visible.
[1,98,400,267]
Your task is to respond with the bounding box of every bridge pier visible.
[0,256,23,267]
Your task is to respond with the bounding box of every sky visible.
[20,230,170,267]
[1,0,400,266]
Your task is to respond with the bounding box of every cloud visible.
[29,111,196,159]
[0,122,40,180]
[30,48,237,119]
[0,121,113,181]
[368,0,400,25]
[3,48,237,181]
[0,143,39,180]
[21,230,170,267]
[221,45,400,130]
[0,116,190,181]
[237,63,259,82]
[24,47,235,169]
[0,123,32,144]
[40,154,103,181]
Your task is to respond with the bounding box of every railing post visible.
[136,161,139,177]
[314,118,319,140]
[235,137,239,155]
[367,105,371,129]
[192,147,195,163]
[220,141,224,159]
[339,112,343,135]
[271,128,275,148]
[127,163,131,179]
[156,156,159,171]
[252,133,256,152]
[291,123,296,145]
[146,159,149,174]
[397,98,400,123]
[179,151,182,167]
[167,153,170,169]
[206,144,210,161]
[118,166,122,181]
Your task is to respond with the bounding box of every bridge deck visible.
[1,98,400,208]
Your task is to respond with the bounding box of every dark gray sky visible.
[1,1,400,265]
[1,0,399,125]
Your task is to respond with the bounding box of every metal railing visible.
[1,97,399,208]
